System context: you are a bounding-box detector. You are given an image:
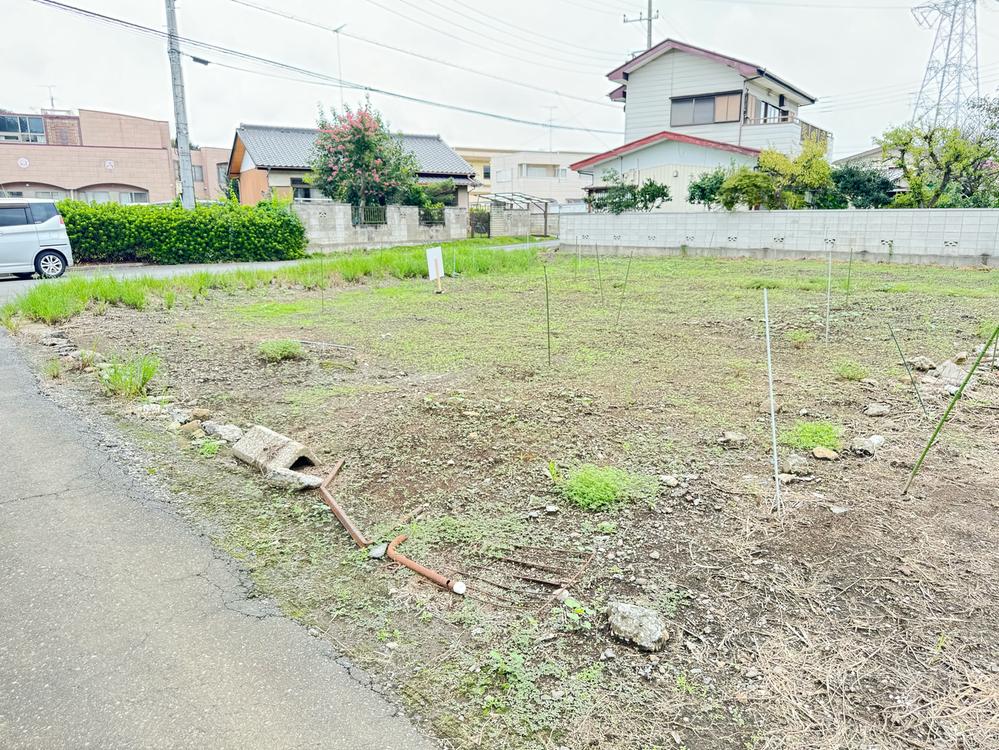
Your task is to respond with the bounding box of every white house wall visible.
[624,50,745,142]
[583,140,757,212]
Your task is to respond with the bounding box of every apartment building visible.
[454,147,515,201]
[0,109,230,204]
[488,151,595,205]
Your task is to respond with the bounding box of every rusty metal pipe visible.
[387,534,466,595]
[317,460,370,549]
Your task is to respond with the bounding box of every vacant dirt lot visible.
[16,248,999,750]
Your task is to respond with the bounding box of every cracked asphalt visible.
[0,334,438,750]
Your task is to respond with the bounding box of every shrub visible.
[558,464,656,511]
[98,354,160,398]
[257,339,306,363]
[835,359,868,381]
[778,421,843,451]
[57,197,307,265]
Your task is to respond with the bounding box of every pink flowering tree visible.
[310,104,419,209]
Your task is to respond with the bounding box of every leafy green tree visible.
[758,138,835,209]
[687,168,727,210]
[877,125,994,208]
[311,104,419,209]
[830,165,895,209]
[718,167,776,210]
[587,169,671,214]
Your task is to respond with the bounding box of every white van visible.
[0,199,74,279]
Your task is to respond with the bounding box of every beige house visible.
[227,124,477,207]
[0,109,229,204]
[454,147,515,201]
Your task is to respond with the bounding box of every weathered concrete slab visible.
[232,425,318,472]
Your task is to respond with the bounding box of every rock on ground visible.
[812,447,839,461]
[265,468,323,491]
[203,421,244,443]
[783,454,810,476]
[606,602,670,651]
[864,403,891,417]
[907,356,936,372]
[719,431,749,448]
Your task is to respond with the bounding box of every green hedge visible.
[56,198,308,265]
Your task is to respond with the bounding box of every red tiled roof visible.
[570,130,760,173]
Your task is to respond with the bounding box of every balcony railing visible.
[743,111,831,147]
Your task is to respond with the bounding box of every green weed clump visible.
[98,354,160,398]
[778,420,843,451]
[558,464,656,511]
[787,329,816,349]
[257,339,306,363]
[44,359,62,379]
[835,359,868,381]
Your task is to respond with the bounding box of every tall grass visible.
[98,354,160,398]
[1,239,540,326]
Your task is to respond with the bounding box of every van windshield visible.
[29,202,59,224]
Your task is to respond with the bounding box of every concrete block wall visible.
[294,203,468,252]
[490,207,530,237]
[559,209,999,267]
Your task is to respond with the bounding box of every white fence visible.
[559,209,999,267]
[293,202,467,252]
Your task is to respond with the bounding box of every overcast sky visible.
[6,0,999,160]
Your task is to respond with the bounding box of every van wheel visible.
[35,251,66,279]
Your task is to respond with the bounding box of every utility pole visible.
[624,0,659,51]
[165,0,196,209]
[544,106,556,152]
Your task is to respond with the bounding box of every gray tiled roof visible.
[237,124,475,177]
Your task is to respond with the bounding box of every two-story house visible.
[572,39,833,211]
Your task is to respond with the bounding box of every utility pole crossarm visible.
[623,0,659,51]
[165,0,196,210]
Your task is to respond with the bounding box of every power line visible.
[422,0,626,60]
[691,0,912,8]
[30,0,623,138]
[230,0,620,109]
[365,0,612,74]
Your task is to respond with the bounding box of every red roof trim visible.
[608,39,758,82]
[569,130,760,172]
[606,38,816,104]
[608,85,626,102]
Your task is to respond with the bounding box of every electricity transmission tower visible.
[911,0,982,130]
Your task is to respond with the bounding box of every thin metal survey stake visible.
[888,322,930,419]
[763,289,782,513]
[825,249,833,344]
[615,250,634,327]
[845,246,855,306]
[543,264,552,367]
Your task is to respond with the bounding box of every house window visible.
[217,163,229,191]
[192,165,204,182]
[119,191,149,204]
[671,93,741,126]
[291,178,311,200]
[0,115,46,143]
[482,165,491,180]
[34,190,67,200]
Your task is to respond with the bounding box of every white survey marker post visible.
[426,245,444,294]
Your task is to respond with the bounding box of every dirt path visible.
[0,333,438,749]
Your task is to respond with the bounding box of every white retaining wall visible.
[559,210,999,267]
[294,203,467,252]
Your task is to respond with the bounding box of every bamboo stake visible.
[903,325,999,495]
[888,322,930,419]
[615,250,635,327]
[763,288,782,514]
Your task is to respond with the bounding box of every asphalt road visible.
[0,334,438,750]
